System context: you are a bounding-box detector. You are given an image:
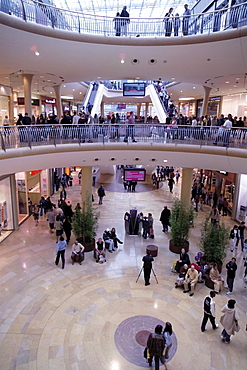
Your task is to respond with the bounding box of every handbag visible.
[143,347,149,359]
[233,310,240,333]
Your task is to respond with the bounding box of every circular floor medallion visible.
[114,315,177,367]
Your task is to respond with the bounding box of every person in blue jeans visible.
[220,299,240,343]
[55,236,67,269]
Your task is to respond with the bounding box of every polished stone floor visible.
[0,169,246,370]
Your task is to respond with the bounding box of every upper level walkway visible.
[1,0,247,37]
[1,125,247,176]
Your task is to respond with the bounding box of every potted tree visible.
[169,198,194,254]
[198,219,230,268]
[72,194,100,252]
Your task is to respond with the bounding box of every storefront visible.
[14,94,41,120]
[0,175,16,242]
[235,174,247,222]
[41,97,57,118]
[0,85,10,126]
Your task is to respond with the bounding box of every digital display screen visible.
[123,83,146,96]
[124,169,146,181]
[117,104,126,109]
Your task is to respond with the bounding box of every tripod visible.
[136,266,159,284]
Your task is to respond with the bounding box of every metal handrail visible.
[0,0,247,37]
[1,124,247,151]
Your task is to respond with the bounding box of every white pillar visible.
[53,84,63,120]
[145,102,149,123]
[201,86,212,117]
[81,166,92,206]
[180,168,193,207]
[9,87,14,125]
[22,74,33,116]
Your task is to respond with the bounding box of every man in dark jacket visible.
[201,291,218,332]
[142,250,154,286]
[147,324,165,369]
[159,206,170,232]
[226,258,237,294]
[97,185,105,204]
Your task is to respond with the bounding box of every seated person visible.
[183,265,198,296]
[103,229,115,252]
[71,240,84,265]
[175,248,191,272]
[95,238,106,263]
[175,264,188,288]
[189,262,203,283]
[209,263,224,293]
[110,227,123,249]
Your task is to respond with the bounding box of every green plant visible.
[170,198,194,247]
[72,194,99,244]
[199,219,230,264]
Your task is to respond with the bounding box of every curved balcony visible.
[1,125,247,151]
[1,0,247,37]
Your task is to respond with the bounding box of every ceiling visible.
[52,0,196,18]
[0,12,247,105]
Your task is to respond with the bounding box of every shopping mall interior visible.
[0,0,247,369]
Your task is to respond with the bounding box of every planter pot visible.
[169,240,189,254]
[77,238,95,252]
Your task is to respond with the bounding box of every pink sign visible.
[124,170,146,181]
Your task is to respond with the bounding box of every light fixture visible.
[63,84,66,87]
[35,51,40,56]
[79,92,82,94]
[72,89,75,91]
[193,86,196,89]
[163,160,167,163]
[225,81,229,84]
[121,59,125,64]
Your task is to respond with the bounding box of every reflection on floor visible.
[0,170,246,370]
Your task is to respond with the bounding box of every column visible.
[9,87,14,125]
[201,86,212,117]
[100,101,104,118]
[22,74,33,116]
[217,96,223,116]
[81,166,92,206]
[53,84,63,119]
[145,102,149,123]
[231,174,240,221]
[180,168,193,207]
[10,174,19,230]
[137,103,141,118]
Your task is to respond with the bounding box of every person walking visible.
[32,204,39,226]
[182,4,191,35]
[142,250,154,286]
[147,325,165,370]
[168,177,175,193]
[159,206,170,233]
[201,291,219,332]
[113,12,121,36]
[229,225,239,252]
[220,299,240,343]
[162,322,173,364]
[55,236,67,269]
[97,185,106,205]
[120,6,130,36]
[226,258,237,295]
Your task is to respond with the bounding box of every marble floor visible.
[0,170,246,370]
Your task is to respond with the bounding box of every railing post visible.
[0,131,6,152]
[20,0,26,21]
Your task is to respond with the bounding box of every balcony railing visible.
[1,124,247,151]
[0,0,247,37]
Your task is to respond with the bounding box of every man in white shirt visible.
[71,240,84,265]
[223,114,233,146]
[201,291,218,332]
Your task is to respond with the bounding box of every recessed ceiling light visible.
[236,77,240,80]
[233,85,237,87]
[163,160,167,163]
[40,75,44,78]
[47,79,51,82]
[171,77,175,80]
[35,82,38,84]
[121,59,124,64]
[50,91,52,94]
[63,85,66,87]
[193,86,196,89]
[225,81,229,83]
[35,51,40,56]
[97,77,101,79]
[79,92,82,94]
[180,90,183,92]
[72,89,75,91]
